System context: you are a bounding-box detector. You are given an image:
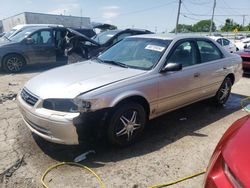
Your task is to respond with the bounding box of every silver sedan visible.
[17,34,242,146]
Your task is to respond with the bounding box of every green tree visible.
[220,18,248,32]
[170,24,193,33]
[193,20,216,32]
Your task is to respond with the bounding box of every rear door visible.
[23,29,56,64]
[194,39,227,97]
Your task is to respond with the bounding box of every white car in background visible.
[1,24,63,41]
[235,38,250,51]
[209,36,237,53]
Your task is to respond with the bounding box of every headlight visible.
[73,98,94,112]
[43,99,78,113]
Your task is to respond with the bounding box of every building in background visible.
[1,12,91,32]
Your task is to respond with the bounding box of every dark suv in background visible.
[0,26,98,73]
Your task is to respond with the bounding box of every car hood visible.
[66,28,100,46]
[0,40,17,47]
[222,115,250,186]
[25,60,146,99]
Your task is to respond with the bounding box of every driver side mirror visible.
[161,62,182,73]
[25,37,34,45]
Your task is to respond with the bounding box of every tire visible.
[213,77,232,105]
[3,54,25,73]
[107,102,146,146]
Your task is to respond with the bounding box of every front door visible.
[24,29,56,64]
[157,40,202,115]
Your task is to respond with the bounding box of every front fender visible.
[110,90,149,107]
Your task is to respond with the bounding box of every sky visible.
[0,0,250,32]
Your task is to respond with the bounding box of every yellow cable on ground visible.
[148,169,206,188]
[41,162,107,188]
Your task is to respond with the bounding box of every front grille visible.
[242,57,250,62]
[21,89,38,106]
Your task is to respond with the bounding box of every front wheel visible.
[213,77,232,105]
[3,54,25,73]
[107,102,146,146]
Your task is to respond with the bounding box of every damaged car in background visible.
[0,26,98,73]
[17,34,242,146]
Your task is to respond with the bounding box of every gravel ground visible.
[0,65,249,188]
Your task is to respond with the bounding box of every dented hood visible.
[25,60,145,99]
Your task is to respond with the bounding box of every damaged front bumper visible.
[17,93,80,145]
[17,93,109,145]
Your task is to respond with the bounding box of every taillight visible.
[223,161,244,188]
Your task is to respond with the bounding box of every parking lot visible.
[0,65,249,188]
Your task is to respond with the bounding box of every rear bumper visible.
[242,61,250,71]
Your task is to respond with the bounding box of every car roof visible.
[129,33,211,40]
[208,36,225,40]
[101,28,152,34]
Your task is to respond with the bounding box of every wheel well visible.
[226,73,235,85]
[1,53,27,67]
[114,96,150,118]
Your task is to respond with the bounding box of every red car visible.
[236,46,250,73]
[205,115,250,188]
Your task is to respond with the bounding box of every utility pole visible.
[175,0,182,34]
[80,8,83,28]
[242,15,245,27]
[209,0,216,35]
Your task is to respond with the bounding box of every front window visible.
[92,30,119,44]
[98,38,171,70]
[30,30,52,44]
[167,41,196,67]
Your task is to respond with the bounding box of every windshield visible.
[10,27,39,42]
[92,30,119,44]
[98,37,171,70]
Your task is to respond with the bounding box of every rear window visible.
[197,40,223,63]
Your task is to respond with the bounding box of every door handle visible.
[194,72,200,77]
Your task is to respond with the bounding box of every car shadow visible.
[33,92,248,167]
[0,55,87,75]
[0,64,63,75]
[243,72,250,78]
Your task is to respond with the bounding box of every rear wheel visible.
[213,77,232,105]
[107,102,146,146]
[3,54,25,73]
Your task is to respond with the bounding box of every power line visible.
[180,12,250,17]
[187,0,212,6]
[182,14,204,21]
[92,1,176,20]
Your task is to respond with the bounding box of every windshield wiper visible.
[103,60,128,68]
[92,57,103,63]
[92,57,128,68]
[3,36,11,41]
